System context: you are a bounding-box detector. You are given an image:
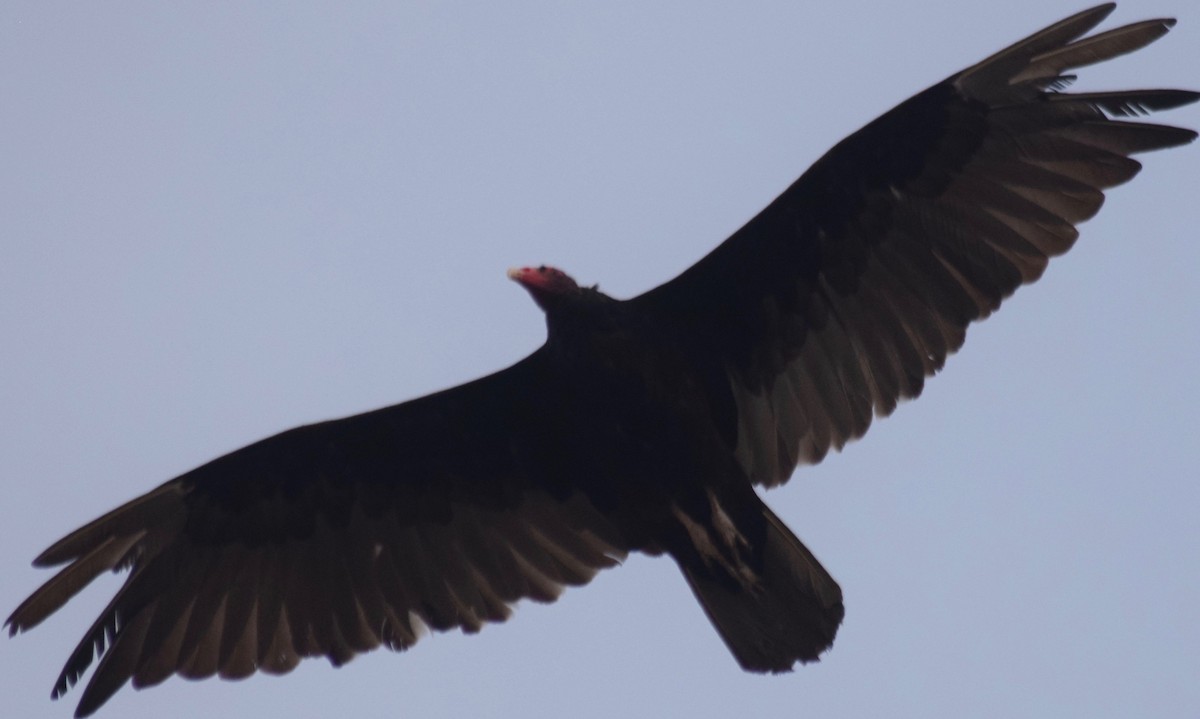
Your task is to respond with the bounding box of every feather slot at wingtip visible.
[33,484,183,568]
[76,604,156,718]
[52,583,129,701]
[1015,19,1177,83]
[1048,120,1200,156]
[7,532,145,635]
[1050,90,1200,118]
[955,4,1116,90]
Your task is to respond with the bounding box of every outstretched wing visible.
[633,4,1197,487]
[6,350,628,717]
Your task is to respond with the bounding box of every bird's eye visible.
[538,265,547,273]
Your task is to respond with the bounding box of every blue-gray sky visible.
[2,2,1197,718]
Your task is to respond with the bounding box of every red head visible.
[507,265,582,311]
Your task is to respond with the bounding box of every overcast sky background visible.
[2,2,1197,718]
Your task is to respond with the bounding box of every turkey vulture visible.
[7,4,1197,716]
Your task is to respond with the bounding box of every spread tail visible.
[677,505,844,671]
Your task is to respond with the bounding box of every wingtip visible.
[1082,3,1117,25]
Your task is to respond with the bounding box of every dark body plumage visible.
[7,5,1197,716]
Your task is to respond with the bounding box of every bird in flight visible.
[7,4,1197,717]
